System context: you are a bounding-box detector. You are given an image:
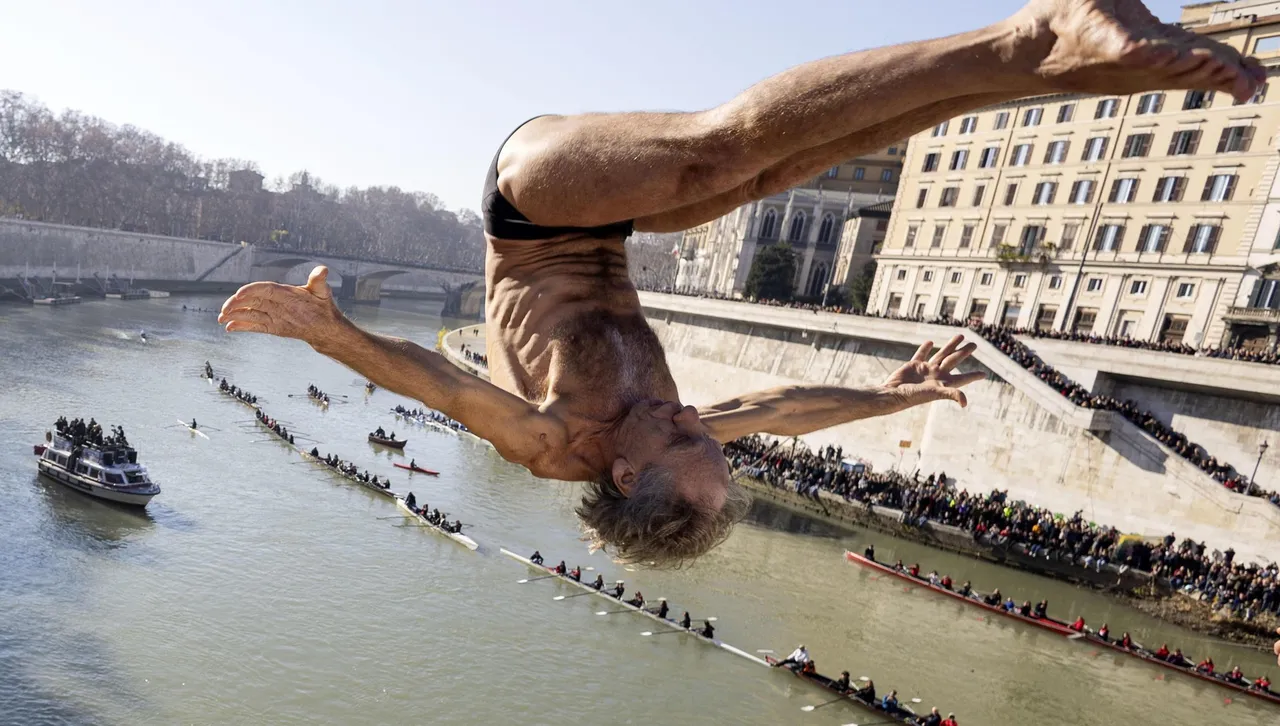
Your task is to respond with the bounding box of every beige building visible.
[871,1,1280,350]
[676,146,903,298]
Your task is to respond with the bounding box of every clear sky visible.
[0,0,1189,212]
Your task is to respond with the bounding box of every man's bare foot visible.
[1008,0,1266,102]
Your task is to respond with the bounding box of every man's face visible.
[615,399,732,507]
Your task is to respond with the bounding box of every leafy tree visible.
[744,243,796,301]
[847,260,878,312]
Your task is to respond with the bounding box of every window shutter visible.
[1201,177,1213,201]
[1094,227,1107,251]
[1224,175,1237,201]
[1138,225,1151,249]
[1182,225,1197,253]
[1109,180,1121,203]
[1188,130,1201,155]
[1241,126,1255,152]
[1173,177,1186,201]
[1154,94,1165,113]
[1167,135,1179,156]
[1208,226,1221,253]
[1216,129,1230,153]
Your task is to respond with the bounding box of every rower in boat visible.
[942,713,959,726]
[1034,600,1049,618]
[1097,623,1110,642]
[553,561,567,575]
[375,426,387,438]
[626,592,645,609]
[680,612,692,629]
[310,446,320,457]
[409,458,418,470]
[612,582,625,600]
[881,690,901,716]
[798,659,814,675]
[940,574,952,590]
[864,544,875,561]
[700,619,715,639]
[1155,644,1170,659]
[921,707,943,726]
[1168,648,1191,668]
[190,418,198,430]
[590,574,604,590]
[1019,601,1032,617]
[959,581,972,597]
[774,644,810,671]
[982,589,1002,607]
[908,563,920,578]
[893,560,905,572]
[1253,674,1272,692]
[405,492,417,511]
[927,570,939,586]
[568,566,581,582]
[834,671,852,693]
[1002,597,1017,613]
[1069,616,1087,632]
[655,599,669,619]
[1119,632,1134,650]
[1226,666,1247,685]
[854,679,875,703]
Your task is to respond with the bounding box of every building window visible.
[1023,107,1043,127]
[1121,133,1152,158]
[787,212,806,242]
[932,121,949,137]
[993,111,1010,130]
[1061,222,1080,250]
[1086,278,1104,293]
[1019,225,1046,254]
[1255,36,1280,53]
[1048,275,1063,290]
[989,224,1007,247]
[854,167,865,180]
[1138,223,1170,253]
[950,149,969,171]
[881,169,893,182]
[827,166,840,178]
[931,225,947,248]
[759,209,777,239]
[1108,177,1139,203]
[1013,273,1028,288]
[1032,181,1057,205]
[1129,279,1149,296]
[1217,126,1255,153]
[1094,223,1125,252]
[1153,176,1186,202]
[888,293,903,311]
[1184,223,1221,254]
[1136,92,1164,115]
[1003,183,1018,206]
[958,224,975,249]
[923,270,935,282]
[939,187,960,207]
[875,219,888,232]
[959,116,978,134]
[1168,129,1201,156]
[1057,103,1075,123]
[904,225,918,248]
[1082,136,1108,162]
[817,214,836,243]
[1010,144,1033,166]
[1094,98,1119,119]
[922,153,940,172]
[1183,90,1213,110]
[1069,179,1095,204]
[980,272,994,286]
[887,147,898,155]
[1176,282,1196,298]
[1201,174,1237,202]
[1044,140,1069,164]
[896,269,907,280]
[978,146,1000,168]
[916,188,929,208]
[972,184,986,206]
[1237,83,1269,105]
[950,271,963,284]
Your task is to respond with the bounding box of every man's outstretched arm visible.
[699,336,984,443]
[219,267,567,474]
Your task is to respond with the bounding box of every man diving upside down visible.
[221,0,1266,569]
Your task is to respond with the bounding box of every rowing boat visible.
[394,462,439,475]
[301,452,397,499]
[499,548,769,667]
[846,551,1280,707]
[395,497,478,550]
[219,388,258,409]
[393,410,458,436]
[176,419,210,441]
[765,655,923,724]
[368,434,407,450]
[255,416,298,450]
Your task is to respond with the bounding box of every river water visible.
[0,295,1275,726]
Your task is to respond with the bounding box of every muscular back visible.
[484,234,679,421]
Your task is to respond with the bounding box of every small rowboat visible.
[499,548,769,667]
[765,655,924,725]
[394,462,438,476]
[395,497,478,550]
[845,551,1280,707]
[368,434,407,450]
[176,419,210,441]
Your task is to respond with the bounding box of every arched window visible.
[788,212,807,242]
[808,263,829,297]
[817,214,836,244]
[759,209,777,239]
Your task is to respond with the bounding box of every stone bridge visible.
[248,248,481,303]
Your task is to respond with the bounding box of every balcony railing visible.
[1226,306,1280,323]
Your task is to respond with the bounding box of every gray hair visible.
[576,465,752,569]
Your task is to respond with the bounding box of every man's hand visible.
[218,266,351,351]
[883,335,985,408]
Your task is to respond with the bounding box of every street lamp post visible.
[1248,440,1269,497]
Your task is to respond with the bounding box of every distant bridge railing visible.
[252,246,481,275]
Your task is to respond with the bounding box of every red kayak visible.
[394,462,439,476]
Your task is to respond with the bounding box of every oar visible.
[516,574,562,584]
[800,696,848,712]
[841,720,903,726]
[595,609,634,616]
[377,515,411,520]
[553,591,600,601]
[640,629,690,637]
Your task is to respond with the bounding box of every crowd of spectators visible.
[639,284,1277,507]
[459,343,488,369]
[725,435,1280,623]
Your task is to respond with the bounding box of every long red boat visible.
[845,550,1280,708]
[394,462,439,476]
